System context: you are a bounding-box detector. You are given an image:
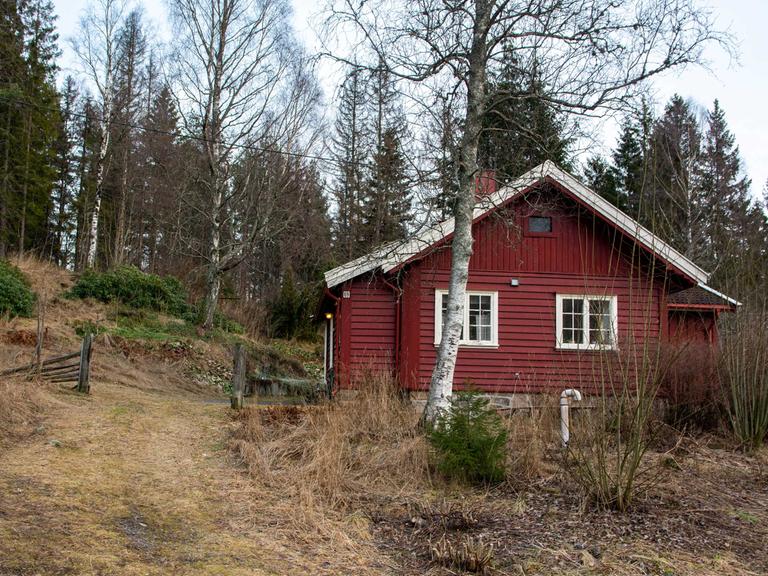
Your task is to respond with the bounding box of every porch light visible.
[325,312,333,320]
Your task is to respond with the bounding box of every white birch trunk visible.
[424,0,490,421]
[86,104,111,268]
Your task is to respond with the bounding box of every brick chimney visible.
[474,169,497,200]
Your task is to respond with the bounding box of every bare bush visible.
[719,316,768,452]
[566,343,671,511]
[229,373,431,511]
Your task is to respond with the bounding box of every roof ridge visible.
[325,161,711,288]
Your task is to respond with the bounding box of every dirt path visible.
[0,366,346,576]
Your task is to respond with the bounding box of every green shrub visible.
[0,260,35,317]
[70,266,188,316]
[427,392,508,485]
[181,303,244,334]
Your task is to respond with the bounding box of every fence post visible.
[231,344,246,409]
[34,295,46,373]
[76,334,93,394]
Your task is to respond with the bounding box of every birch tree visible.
[71,0,127,269]
[170,0,320,330]
[327,0,731,419]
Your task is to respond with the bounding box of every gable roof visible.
[325,161,710,289]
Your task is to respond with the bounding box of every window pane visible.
[561,298,583,344]
[588,299,612,345]
[529,216,552,233]
[440,292,464,340]
[467,294,492,342]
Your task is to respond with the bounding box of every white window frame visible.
[434,289,499,348]
[555,294,618,351]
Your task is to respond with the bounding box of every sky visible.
[52,0,768,198]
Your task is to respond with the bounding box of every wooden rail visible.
[1,334,94,393]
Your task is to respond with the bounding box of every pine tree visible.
[134,83,184,273]
[73,96,101,271]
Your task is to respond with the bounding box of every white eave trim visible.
[324,160,711,288]
[697,283,742,307]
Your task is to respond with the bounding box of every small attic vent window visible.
[528,216,552,233]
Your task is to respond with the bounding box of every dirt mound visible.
[1,328,56,347]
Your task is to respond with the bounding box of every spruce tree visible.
[0,0,60,257]
[426,92,461,221]
[699,99,765,290]
[49,75,79,266]
[479,50,571,181]
[611,114,647,217]
[0,0,26,257]
[106,9,146,267]
[361,63,411,247]
[331,67,369,259]
[583,155,619,206]
[649,95,707,260]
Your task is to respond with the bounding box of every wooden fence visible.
[1,334,94,393]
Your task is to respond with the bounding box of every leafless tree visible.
[169,0,321,330]
[71,0,127,269]
[325,0,732,418]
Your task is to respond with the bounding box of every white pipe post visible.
[560,388,582,447]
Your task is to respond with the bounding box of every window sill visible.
[435,342,499,349]
[555,344,618,352]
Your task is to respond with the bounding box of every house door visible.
[323,314,334,397]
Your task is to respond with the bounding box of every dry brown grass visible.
[0,376,45,450]
[13,254,73,299]
[503,398,561,483]
[230,374,431,513]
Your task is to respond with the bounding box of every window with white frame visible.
[435,290,498,346]
[555,294,617,350]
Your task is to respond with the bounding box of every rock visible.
[49,439,61,448]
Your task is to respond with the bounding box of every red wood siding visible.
[336,277,396,388]
[402,270,661,393]
[399,193,667,394]
[668,310,718,346]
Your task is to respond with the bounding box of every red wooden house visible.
[318,162,738,394]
